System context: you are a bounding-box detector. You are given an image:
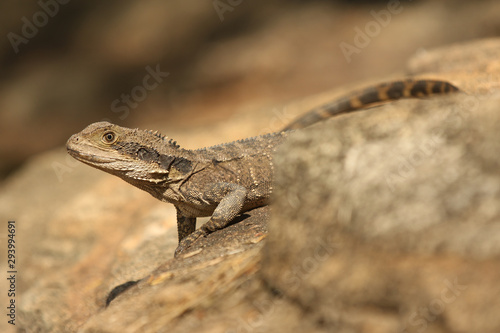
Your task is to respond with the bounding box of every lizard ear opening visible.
[102,131,117,144]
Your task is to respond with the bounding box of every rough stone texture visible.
[262,40,500,332]
[0,149,268,332]
[0,38,499,333]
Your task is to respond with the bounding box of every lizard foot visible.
[174,229,207,258]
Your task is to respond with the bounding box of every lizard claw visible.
[174,229,207,258]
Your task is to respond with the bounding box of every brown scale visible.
[66,79,460,264]
[283,79,460,131]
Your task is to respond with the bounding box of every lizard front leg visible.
[176,207,197,242]
[174,182,247,257]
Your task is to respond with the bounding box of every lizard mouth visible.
[66,134,118,164]
[66,147,115,164]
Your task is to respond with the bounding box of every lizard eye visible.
[102,131,117,144]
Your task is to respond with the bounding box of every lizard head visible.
[67,121,185,186]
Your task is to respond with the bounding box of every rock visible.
[261,43,500,331]
[3,38,500,333]
[1,147,268,332]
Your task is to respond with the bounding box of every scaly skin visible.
[67,79,459,257]
[67,122,286,256]
[283,79,459,130]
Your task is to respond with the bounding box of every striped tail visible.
[283,79,460,131]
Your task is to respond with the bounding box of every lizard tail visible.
[282,79,460,131]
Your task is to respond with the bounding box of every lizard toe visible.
[174,229,207,258]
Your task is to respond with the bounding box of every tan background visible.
[1,1,500,332]
[0,0,499,180]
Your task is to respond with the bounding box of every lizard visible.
[66,79,459,258]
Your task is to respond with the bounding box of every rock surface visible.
[262,39,500,332]
[0,38,499,332]
[264,87,500,333]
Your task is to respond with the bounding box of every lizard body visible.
[67,79,459,257]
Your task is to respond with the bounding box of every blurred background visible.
[0,0,499,181]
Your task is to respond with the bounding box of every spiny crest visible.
[168,138,180,149]
[141,128,180,149]
[198,132,284,150]
[145,128,167,140]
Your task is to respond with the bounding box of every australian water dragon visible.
[66,79,459,257]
